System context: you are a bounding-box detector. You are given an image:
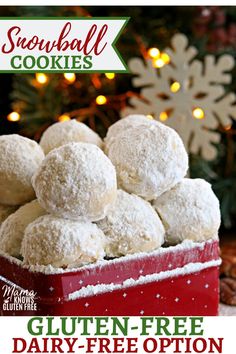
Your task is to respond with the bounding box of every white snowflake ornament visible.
[122,33,236,160]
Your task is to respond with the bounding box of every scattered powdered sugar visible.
[97,189,165,257]
[219,303,236,316]
[21,215,106,268]
[0,134,44,206]
[68,259,221,300]
[153,178,221,244]
[0,250,23,266]
[104,115,154,151]
[32,142,117,222]
[106,120,188,201]
[0,200,46,258]
[0,239,215,275]
[40,119,103,155]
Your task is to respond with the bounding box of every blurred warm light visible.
[159,111,168,121]
[161,52,170,64]
[105,73,115,80]
[153,58,165,68]
[64,73,76,83]
[225,124,232,131]
[193,107,205,120]
[58,114,71,122]
[148,47,160,59]
[96,95,107,105]
[35,73,48,84]
[146,114,154,120]
[7,111,20,122]
[170,81,181,93]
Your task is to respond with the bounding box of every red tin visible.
[0,240,220,316]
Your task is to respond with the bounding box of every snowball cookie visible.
[97,189,165,257]
[0,134,45,206]
[0,205,18,226]
[105,114,153,150]
[32,142,117,221]
[153,178,221,244]
[40,119,103,155]
[21,215,106,267]
[0,200,46,257]
[106,121,188,200]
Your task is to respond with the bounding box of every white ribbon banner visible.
[0,18,129,72]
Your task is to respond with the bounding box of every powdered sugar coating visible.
[97,189,165,257]
[40,120,103,155]
[21,215,106,267]
[0,200,46,257]
[0,238,215,274]
[153,178,221,244]
[68,259,221,300]
[0,205,18,226]
[32,142,117,221]
[107,121,188,200]
[0,135,45,205]
[105,115,153,151]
